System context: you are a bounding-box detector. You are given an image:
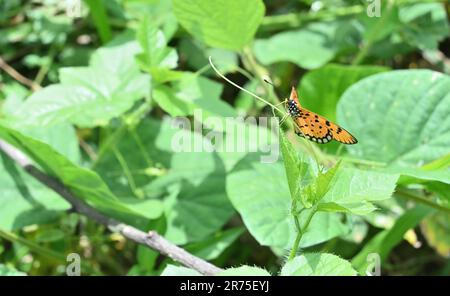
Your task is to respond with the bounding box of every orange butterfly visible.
[286,87,357,145]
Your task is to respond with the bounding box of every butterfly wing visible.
[294,108,357,145]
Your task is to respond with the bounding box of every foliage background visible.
[0,0,449,275]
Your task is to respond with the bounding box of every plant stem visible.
[396,189,450,214]
[92,100,152,168]
[83,0,112,44]
[288,207,317,260]
[260,5,365,33]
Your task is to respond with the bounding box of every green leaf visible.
[153,85,191,117]
[281,253,357,276]
[14,38,150,127]
[0,124,162,228]
[160,264,202,276]
[83,0,112,43]
[280,129,307,201]
[185,227,244,260]
[1,83,81,164]
[35,229,65,243]
[338,70,450,184]
[0,154,69,230]
[0,264,26,276]
[173,0,265,50]
[352,205,433,274]
[253,22,343,69]
[301,161,341,208]
[179,38,238,75]
[317,168,399,215]
[227,161,349,249]
[12,123,81,164]
[136,16,178,82]
[123,0,178,40]
[299,64,389,122]
[398,3,449,50]
[217,265,270,276]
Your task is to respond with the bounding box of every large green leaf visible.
[0,124,162,228]
[299,64,389,122]
[253,22,343,69]
[227,161,349,249]
[338,70,450,184]
[281,253,357,276]
[14,38,150,127]
[172,0,265,50]
[317,167,399,215]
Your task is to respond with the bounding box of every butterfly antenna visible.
[209,56,285,114]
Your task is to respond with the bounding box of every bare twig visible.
[0,139,222,275]
[0,56,41,91]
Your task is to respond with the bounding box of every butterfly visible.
[285,87,357,145]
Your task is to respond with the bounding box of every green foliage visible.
[1,0,449,276]
[173,0,265,50]
[254,22,344,69]
[352,205,433,274]
[299,64,389,122]
[227,161,349,249]
[0,264,27,276]
[0,124,163,228]
[14,38,150,127]
[338,70,450,184]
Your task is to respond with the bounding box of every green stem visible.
[34,43,58,85]
[396,189,450,214]
[288,207,317,260]
[113,147,142,199]
[92,100,152,168]
[260,5,365,33]
[83,0,112,44]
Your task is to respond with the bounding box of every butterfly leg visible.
[273,99,287,107]
[278,113,289,125]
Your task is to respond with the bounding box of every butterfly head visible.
[285,87,301,117]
